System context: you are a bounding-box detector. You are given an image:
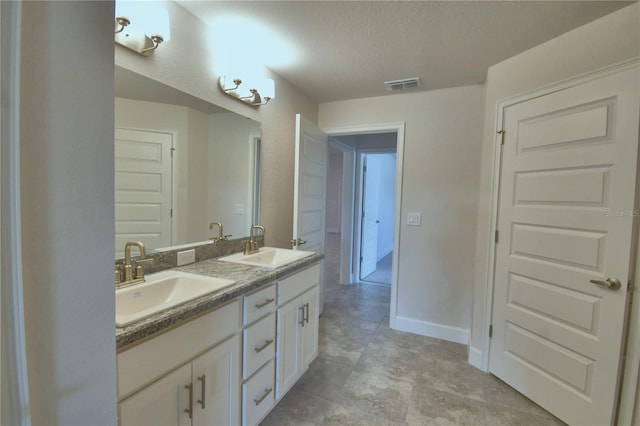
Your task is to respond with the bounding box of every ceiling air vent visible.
[384,77,421,91]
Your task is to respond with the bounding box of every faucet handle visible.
[115,266,123,285]
[134,264,144,280]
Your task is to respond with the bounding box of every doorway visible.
[324,130,400,289]
[358,152,396,285]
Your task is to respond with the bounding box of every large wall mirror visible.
[115,66,261,259]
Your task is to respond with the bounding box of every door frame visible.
[322,122,405,323]
[480,58,640,423]
[328,137,356,285]
[1,1,31,423]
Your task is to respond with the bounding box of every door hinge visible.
[170,147,176,157]
[363,165,367,173]
[489,324,493,338]
[495,230,499,243]
[497,130,505,145]
[360,256,363,263]
[170,209,173,218]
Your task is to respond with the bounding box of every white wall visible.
[19,1,117,424]
[115,0,317,248]
[470,2,640,360]
[320,85,485,342]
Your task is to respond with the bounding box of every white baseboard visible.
[468,346,485,371]
[391,315,469,345]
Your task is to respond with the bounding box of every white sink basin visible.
[116,270,235,327]
[218,247,314,269]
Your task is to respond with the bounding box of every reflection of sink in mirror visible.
[218,247,314,269]
[114,66,261,259]
[116,270,235,327]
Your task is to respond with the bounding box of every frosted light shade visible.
[256,79,275,99]
[143,6,171,42]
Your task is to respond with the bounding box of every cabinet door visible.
[301,286,319,368]
[192,334,241,426]
[276,297,302,399]
[119,363,192,426]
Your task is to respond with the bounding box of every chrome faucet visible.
[116,241,146,288]
[209,221,231,243]
[244,225,265,255]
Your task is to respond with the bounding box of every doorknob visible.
[290,238,307,247]
[589,277,622,290]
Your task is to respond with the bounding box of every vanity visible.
[113,66,321,425]
[115,250,322,426]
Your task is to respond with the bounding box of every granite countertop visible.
[116,252,323,350]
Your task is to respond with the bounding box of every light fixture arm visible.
[114,16,130,34]
[222,79,242,93]
[218,76,274,107]
[141,35,165,54]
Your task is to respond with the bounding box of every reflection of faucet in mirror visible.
[244,225,266,255]
[116,241,146,288]
[209,222,232,244]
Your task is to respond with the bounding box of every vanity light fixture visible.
[114,1,171,56]
[218,75,275,107]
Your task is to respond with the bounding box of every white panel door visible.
[115,128,173,257]
[293,114,327,313]
[489,66,639,426]
[360,155,380,278]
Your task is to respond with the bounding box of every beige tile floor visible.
[261,234,564,425]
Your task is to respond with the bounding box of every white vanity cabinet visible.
[116,260,321,426]
[117,300,242,426]
[275,264,320,399]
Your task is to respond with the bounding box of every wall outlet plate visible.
[177,249,196,266]
[408,212,421,226]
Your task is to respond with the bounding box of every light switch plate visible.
[408,212,421,226]
[177,249,196,266]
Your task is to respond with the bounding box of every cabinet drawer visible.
[277,263,320,305]
[243,284,276,325]
[242,360,275,426]
[243,313,276,380]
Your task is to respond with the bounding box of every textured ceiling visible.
[176,1,633,103]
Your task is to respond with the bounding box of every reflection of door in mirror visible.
[115,128,174,259]
[114,67,262,258]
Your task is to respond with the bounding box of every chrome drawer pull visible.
[255,338,274,353]
[255,298,275,309]
[299,306,305,326]
[184,383,193,419]
[197,374,206,409]
[254,387,273,406]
